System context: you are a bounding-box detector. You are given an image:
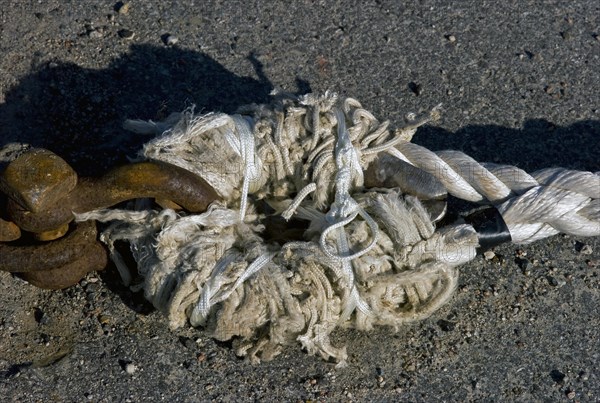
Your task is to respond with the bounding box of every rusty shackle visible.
[0,148,218,289]
[2,149,218,235]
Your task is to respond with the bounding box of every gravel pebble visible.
[437,319,456,332]
[483,251,495,260]
[561,30,573,41]
[163,34,179,46]
[408,82,422,96]
[118,29,135,40]
[125,363,137,374]
[579,244,593,255]
[547,275,566,288]
[88,30,103,39]
[115,1,130,14]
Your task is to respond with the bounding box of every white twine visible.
[78,92,599,365]
[225,115,263,221]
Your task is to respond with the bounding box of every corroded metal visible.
[0,221,99,273]
[5,150,218,233]
[0,221,108,289]
[0,148,220,289]
[0,148,77,213]
[0,217,20,242]
[19,242,108,290]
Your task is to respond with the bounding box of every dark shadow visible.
[2,43,596,174]
[0,44,275,175]
[414,119,600,172]
[1,362,31,378]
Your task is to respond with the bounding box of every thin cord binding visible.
[79,91,599,366]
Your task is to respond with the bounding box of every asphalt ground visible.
[0,1,599,401]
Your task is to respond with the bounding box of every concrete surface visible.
[0,0,598,401]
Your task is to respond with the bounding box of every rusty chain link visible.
[0,148,218,289]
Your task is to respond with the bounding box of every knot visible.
[319,108,379,264]
[316,108,382,319]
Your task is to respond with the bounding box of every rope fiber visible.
[77,92,599,366]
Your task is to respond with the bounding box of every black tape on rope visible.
[464,207,512,252]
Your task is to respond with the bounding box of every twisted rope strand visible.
[388,142,600,243]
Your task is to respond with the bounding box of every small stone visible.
[179,336,196,350]
[445,34,456,43]
[115,1,130,14]
[516,258,530,272]
[483,251,495,260]
[85,283,100,293]
[548,276,566,288]
[125,363,137,374]
[118,29,135,40]
[98,315,111,325]
[404,362,416,372]
[408,82,422,96]
[196,352,206,362]
[88,29,103,39]
[580,244,593,255]
[437,319,456,332]
[34,308,49,325]
[163,34,179,46]
[545,82,567,98]
[566,390,576,399]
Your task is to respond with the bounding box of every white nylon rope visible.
[191,250,276,326]
[225,115,263,221]
[387,142,600,243]
[318,108,378,318]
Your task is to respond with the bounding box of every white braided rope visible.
[79,92,598,365]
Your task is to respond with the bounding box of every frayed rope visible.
[77,91,598,366]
